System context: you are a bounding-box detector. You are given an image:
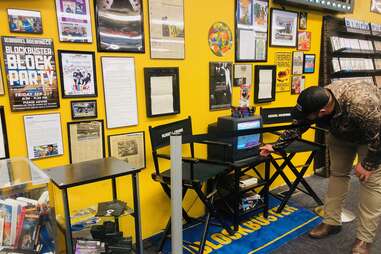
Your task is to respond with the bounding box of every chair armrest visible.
[197,158,232,167]
[310,126,328,133]
[157,153,199,163]
[296,138,326,149]
[156,153,171,160]
[194,139,232,147]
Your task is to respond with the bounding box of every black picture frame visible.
[0,106,10,159]
[235,0,269,62]
[209,62,233,111]
[303,54,316,74]
[269,8,298,48]
[94,0,145,53]
[144,67,180,117]
[67,120,105,163]
[299,11,307,30]
[58,50,97,98]
[7,8,43,34]
[108,131,146,170]
[71,100,98,120]
[254,65,276,103]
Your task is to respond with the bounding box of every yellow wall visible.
[0,0,379,242]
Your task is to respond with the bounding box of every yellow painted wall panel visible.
[0,0,378,240]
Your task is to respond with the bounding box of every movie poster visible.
[275,52,292,92]
[209,62,233,110]
[2,37,59,111]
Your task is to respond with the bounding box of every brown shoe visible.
[352,239,370,254]
[308,223,342,239]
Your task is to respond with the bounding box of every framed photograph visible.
[254,65,276,103]
[24,113,64,160]
[58,50,97,98]
[292,51,304,75]
[303,54,316,73]
[101,57,138,128]
[234,64,252,87]
[0,107,9,159]
[299,12,307,30]
[108,131,146,170]
[291,75,305,95]
[71,100,97,119]
[144,67,180,117]
[55,0,93,43]
[148,0,185,59]
[94,0,145,53]
[2,36,60,111]
[235,0,269,62]
[7,9,42,34]
[371,0,381,14]
[297,31,311,51]
[67,120,105,163]
[270,8,298,47]
[210,62,233,110]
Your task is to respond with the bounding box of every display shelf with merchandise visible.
[0,157,56,253]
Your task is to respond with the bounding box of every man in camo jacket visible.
[260,81,381,254]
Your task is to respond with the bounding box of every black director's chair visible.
[260,107,325,213]
[149,117,234,254]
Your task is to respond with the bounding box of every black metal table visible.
[45,158,143,254]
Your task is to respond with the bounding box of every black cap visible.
[291,86,330,120]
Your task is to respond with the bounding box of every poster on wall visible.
[235,0,268,62]
[55,0,93,43]
[297,31,311,51]
[291,75,305,94]
[2,36,60,111]
[24,113,64,160]
[292,51,304,75]
[371,0,381,14]
[209,62,233,110]
[108,132,146,170]
[148,0,185,59]
[275,52,292,92]
[58,50,97,98]
[95,0,145,52]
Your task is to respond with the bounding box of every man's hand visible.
[355,162,373,182]
[259,144,275,157]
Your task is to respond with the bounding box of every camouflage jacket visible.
[273,81,381,171]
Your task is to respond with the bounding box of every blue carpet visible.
[151,196,322,254]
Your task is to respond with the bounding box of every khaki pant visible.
[323,134,381,243]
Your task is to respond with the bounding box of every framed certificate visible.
[254,65,276,103]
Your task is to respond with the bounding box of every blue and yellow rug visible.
[152,196,322,254]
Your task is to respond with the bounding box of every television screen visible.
[236,120,262,150]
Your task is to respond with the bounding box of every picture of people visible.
[7,9,42,34]
[109,132,146,169]
[71,100,97,119]
[291,75,305,94]
[210,62,233,110]
[299,12,307,30]
[96,0,145,52]
[208,22,233,57]
[254,0,268,32]
[59,51,97,97]
[270,9,298,47]
[56,0,92,42]
[238,0,253,25]
[33,144,59,159]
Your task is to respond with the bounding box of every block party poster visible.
[2,36,59,111]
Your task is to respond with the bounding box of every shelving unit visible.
[317,15,381,176]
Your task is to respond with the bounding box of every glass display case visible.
[0,157,56,254]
